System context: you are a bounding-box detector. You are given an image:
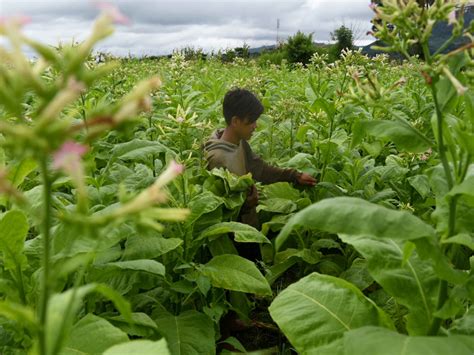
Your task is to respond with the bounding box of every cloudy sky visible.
[1,0,375,56]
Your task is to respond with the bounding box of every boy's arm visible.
[253,155,301,184]
[243,142,301,184]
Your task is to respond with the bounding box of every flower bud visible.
[442,66,468,95]
[38,77,86,124]
[153,161,185,190]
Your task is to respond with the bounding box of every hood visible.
[203,129,239,153]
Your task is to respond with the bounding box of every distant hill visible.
[248,41,332,56]
[362,5,473,58]
[249,45,277,55]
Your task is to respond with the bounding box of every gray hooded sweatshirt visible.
[203,129,301,227]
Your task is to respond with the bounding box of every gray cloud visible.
[0,0,375,56]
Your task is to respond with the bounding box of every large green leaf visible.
[442,233,474,251]
[0,157,37,206]
[104,260,166,276]
[123,234,182,260]
[154,311,214,355]
[103,339,170,355]
[339,258,373,291]
[106,312,158,338]
[123,163,155,192]
[198,222,270,244]
[61,314,129,355]
[201,254,272,296]
[88,260,165,294]
[429,165,474,236]
[312,97,336,118]
[8,158,37,188]
[111,139,169,162]
[209,168,253,192]
[447,175,474,202]
[0,210,29,271]
[281,153,319,175]
[408,174,431,198]
[261,182,301,200]
[257,198,298,214]
[46,284,132,355]
[338,234,438,335]
[208,236,238,256]
[268,273,393,353]
[265,258,298,286]
[413,237,468,285]
[0,300,36,331]
[343,326,474,355]
[185,191,224,226]
[450,307,474,335]
[275,197,435,251]
[352,120,432,153]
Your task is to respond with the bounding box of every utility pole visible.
[276,18,280,46]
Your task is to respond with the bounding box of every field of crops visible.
[1,1,473,354]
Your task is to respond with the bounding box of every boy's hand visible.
[245,185,259,208]
[297,173,317,186]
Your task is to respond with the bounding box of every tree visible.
[285,31,316,65]
[331,25,355,58]
[234,43,250,58]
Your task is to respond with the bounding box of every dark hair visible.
[223,88,264,125]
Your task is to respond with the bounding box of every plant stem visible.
[80,93,88,133]
[51,260,89,355]
[289,115,294,155]
[16,264,27,305]
[459,154,471,182]
[428,280,448,335]
[38,157,52,355]
[320,112,335,183]
[427,83,456,336]
[430,83,457,238]
[430,85,454,190]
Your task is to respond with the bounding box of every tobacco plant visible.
[0,9,189,355]
[269,1,474,353]
[1,1,473,354]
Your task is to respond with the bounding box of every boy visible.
[204,88,316,229]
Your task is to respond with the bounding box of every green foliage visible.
[103,339,170,355]
[0,1,473,353]
[284,31,316,65]
[62,314,129,354]
[331,25,355,59]
[257,48,288,66]
[275,197,436,251]
[201,255,272,296]
[154,311,214,355]
[0,211,29,271]
[269,273,393,353]
[343,326,474,355]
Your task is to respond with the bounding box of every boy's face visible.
[233,116,257,141]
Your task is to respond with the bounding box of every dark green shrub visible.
[285,31,316,65]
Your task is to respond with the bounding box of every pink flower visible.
[52,141,88,172]
[176,116,185,123]
[170,160,185,175]
[153,160,185,189]
[94,1,131,25]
